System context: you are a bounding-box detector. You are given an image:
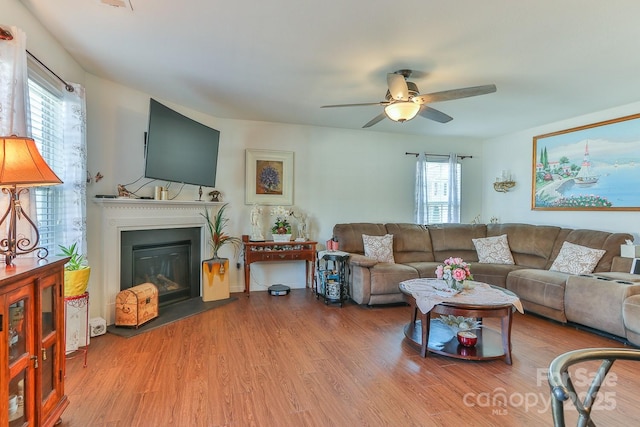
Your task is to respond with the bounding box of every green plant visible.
[57,242,88,271]
[202,203,241,258]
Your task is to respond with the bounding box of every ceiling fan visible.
[321,69,496,128]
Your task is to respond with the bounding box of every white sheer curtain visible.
[0,25,36,257]
[0,25,87,257]
[414,152,428,224]
[61,83,88,255]
[414,152,461,224]
[0,25,29,135]
[447,153,460,223]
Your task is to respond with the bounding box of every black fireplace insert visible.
[120,227,201,306]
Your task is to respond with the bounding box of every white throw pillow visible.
[549,241,606,275]
[472,234,515,264]
[362,234,395,263]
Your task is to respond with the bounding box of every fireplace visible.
[94,198,214,325]
[121,227,201,307]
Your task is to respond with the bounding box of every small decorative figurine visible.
[209,190,221,202]
[250,204,264,241]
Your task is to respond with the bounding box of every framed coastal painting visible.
[245,149,294,205]
[532,113,640,210]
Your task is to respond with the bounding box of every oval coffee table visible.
[399,281,518,365]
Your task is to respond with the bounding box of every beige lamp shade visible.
[384,102,421,122]
[0,136,62,187]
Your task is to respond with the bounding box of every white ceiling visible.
[17,0,640,138]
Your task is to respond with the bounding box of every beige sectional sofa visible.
[333,222,640,345]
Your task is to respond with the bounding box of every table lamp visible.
[0,135,63,266]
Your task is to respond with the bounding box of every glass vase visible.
[446,277,464,291]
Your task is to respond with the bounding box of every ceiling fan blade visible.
[362,112,387,128]
[419,106,453,123]
[413,84,497,104]
[387,73,409,101]
[321,101,388,108]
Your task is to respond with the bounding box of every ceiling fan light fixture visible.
[384,102,420,122]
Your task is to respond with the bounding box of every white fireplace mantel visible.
[94,198,222,324]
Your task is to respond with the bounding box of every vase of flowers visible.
[270,205,293,242]
[435,257,473,291]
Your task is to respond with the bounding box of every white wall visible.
[11,0,639,319]
[84,75,485,315]
[3,1,85,85]
[482,102,640,240]
[5,0,485,316]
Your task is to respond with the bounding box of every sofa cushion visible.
[487,223,561,268]
[333,223,387,254]
[472,234,515,264]
[549,241,605,275]
[427,224,486,262]
[566,275,640,337]
[506,269,569,313]
[545,228,632,272]
[363,234,395,263]
[623,295,640,341]
[385,223,435,263]
[369,263,419,296]
[470,263,526,289]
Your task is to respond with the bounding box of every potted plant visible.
[201,203,240,301]
[270,205,293,242]
[202,203,241,259]
[58,242,91,297]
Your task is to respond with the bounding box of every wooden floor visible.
[61,289,640,426]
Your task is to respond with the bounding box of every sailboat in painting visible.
[575,140,599,186]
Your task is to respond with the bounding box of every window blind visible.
[27,75,65,252]
[424,159,461,224]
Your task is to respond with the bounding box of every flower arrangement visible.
[260,165,281,193]
[270,205,293,234]
[435,257,473,290]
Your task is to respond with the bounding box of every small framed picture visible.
[245,149,294,205]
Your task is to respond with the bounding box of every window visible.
[27,68,65,253]
[425,161,460,223]
[415,156,461,224]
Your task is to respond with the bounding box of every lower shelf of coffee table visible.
[404,319,506,361]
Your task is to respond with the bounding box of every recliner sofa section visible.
[333,222,640,344]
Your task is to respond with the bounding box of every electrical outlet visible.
[236,262,241,269]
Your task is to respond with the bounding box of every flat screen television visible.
[145,98,220,188]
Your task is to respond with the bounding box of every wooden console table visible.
[242,236,317,295]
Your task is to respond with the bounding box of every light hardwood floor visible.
[61,289,640,426]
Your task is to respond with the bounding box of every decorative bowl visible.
[457,330,478,347]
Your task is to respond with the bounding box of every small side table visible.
[65,291,89,367]
[316,250,350,306]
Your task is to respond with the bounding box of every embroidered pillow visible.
[362,234,395,263]
[472,234,515,264]
[549,241,606,275]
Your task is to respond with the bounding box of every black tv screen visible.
[145,98,220,188]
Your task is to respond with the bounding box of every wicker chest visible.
[115,283,159,328]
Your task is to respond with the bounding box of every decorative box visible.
[115,283,158,328]
[621,244,640,259]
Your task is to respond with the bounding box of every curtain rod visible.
[26,50,74,93]
[405,152,473,159]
